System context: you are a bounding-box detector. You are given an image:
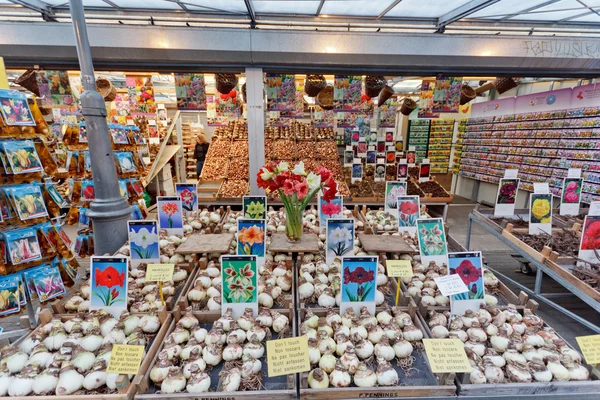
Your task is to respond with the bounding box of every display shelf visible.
[427,118,454,174]
[407,119,430,163]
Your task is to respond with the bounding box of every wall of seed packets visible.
[0,89,79,317]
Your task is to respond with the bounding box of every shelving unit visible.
[407,119,430,162]
[451,119,466,174]
[427,118,454,174]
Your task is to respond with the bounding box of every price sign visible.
[146,264,175,282]
[576,335,600,364]
[386,260,413,278]
[423,339,472,373]
[568,168,582,178]
[504,169,518,179]
[533,182,550,194]
[589,201,600,216]
[266,336,310,377]
[433,275,469,297]
[107,344,144,374]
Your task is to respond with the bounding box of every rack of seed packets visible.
[0,88,79,319]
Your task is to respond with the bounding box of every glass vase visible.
[285,209,303,243]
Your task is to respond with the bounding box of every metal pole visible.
[69,0,132,255]
[246,67,265,195]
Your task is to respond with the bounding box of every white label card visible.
[434,275,469,297]
[589,201,600,216]
[504,169,519,179]
[568,168,582,178]
[533,182,550,194]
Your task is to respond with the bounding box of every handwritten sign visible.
[107,344,144,374]
[266,336,310,377]
[433,274,469,297]
[146,264,175,282]
[386,260,413,278]
[576,335,600,365]
[423,338,472,373]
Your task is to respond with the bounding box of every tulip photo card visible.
[237,219,266,265]
[32,265,66,303]
[326,218,355,266]
[494,178,520,217]
[243,196,267,220]
[90,256,128,317]
[385,181,407,214]
[220,255,258,318]
[5,227,42,265]
[529,193,552,235]
[176,183,198,215]
[560,177,582,216]
[3,140,43,174]
[9,185,48,221]
[416,218,448,267]
[448,252,485,316]
[0,276,20,316]
[157,196,184,236]
[397,195,420,235]
[340,256,378,315]
[319,195,343,233]
[128,220,159,268]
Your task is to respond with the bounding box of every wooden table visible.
[268,232,320,253]
[358,233,416,253]
[175,233,234,254]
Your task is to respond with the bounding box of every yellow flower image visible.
[532,198,551,221]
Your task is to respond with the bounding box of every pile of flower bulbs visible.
[64,264,188,313]
[364,210,399,233]
[0,310,160,396]
[424,305,589,384]
[298,259,389,308]
[302,306,424,388]
[149,307,290,393]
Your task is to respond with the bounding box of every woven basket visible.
[216,73,238,94]
[96,77,117,102]
[305,74,327,97]
[399,98,417,116]
[493,77,518,95]
[377,85,394,107]
[365,75,386,98]
[316,85,334,110]
[242,83,247,103]
[15,69,41,96]
[460,84,476,105]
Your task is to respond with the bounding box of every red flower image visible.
[95,266,125,288]
[161,202,179,216]
[399,201,419,215]
[282,179,296,195]
[455,260,481,285]
[564,191,579,203]
[180,189,194,205]
[111,288,120,299]
[83,185,95,200]
[322,202,342,216]
[344,266,375,285]
[581,219,600,250]
[420,165,430,177]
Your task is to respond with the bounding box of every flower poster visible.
[419,159,431,183]
[265,74,296,111]
[3,140,44,175]
[174,73,206,110]
[494,178,520,217]
[334,76,363,112]
[243,196,266,220]
[157,196,184,236]
[340,256,378,314]
[220,255,258,318]
[326,218,355,266]
[9,185,48,221]
[416,218,448,266]
[319,195,343,233]
[397,159,408,181]
[560,177,582,216]
[0,89,35,126]
[313,109,334,128]
[128,220,159,268]
[237,219,266,263]
[32,266,66,303]
[448,251,485,316]
[0,276,20,316]
[418,81,439,118]
[378,98,398,128]
[126,75,156,116]
[397,196,420,235]
[432,76,462,114]
[90,256,128,317]
[176,183,198,215]
[385,182,407,214]
[43,70,74,107]
[529,193,552,235]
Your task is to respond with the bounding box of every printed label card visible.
[494,178,520,217]
[237,219,266,265]
[385,182,407,214]
[175,183,198,216]
[340,256,378,315]
[128,220,160,268]
[9,185,48,221]
[351,161,363,183]
[319,195,343,234]
[529,193,552,235]
[220,255,258,318]
[397,195,420,236]
[374,162,386,182]
[326,218,355,266]
[578,215,600,264]
[90,256,128,317]
[419,159,431,182]
[447,252,485,316]
[397,159,408,181]
[416,218,448,266]
[157,196,184,236]
[243,196,267,220]
[560,177,583,216]
[504,169,519,179]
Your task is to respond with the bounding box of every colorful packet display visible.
[9,184,48,221]
[4,227,42,265]
[2,140,43,174]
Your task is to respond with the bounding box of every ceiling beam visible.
[499,0,561,21]
[377,0,403,20]
[316,0,325,16]
[101,0,122,11]
[8,0,56,20]
[436,0,501,33]
[244,0,256,27]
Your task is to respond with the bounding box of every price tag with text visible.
[423,339,472,373]
[266,336,310,377]
[107,344,144,374]
[568,168,582,178]
[533,182,550,194]
[576,335,600,364]
[434,274,469,297]
[146,263,175,282]
[504,169,519,179]
[386,260,413,278]
[589,201,600,216]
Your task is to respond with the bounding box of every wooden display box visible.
[544,257,600,303]
[501,223,554,263]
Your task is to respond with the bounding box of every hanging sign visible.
[174,73,206,110]
[340,256,378,315]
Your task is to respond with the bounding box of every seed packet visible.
[2,140,43,174]
[45,181,68,208]
[81,180,95,201]
[70,180,82,203]
[79,207,89,228]
[131,179,144,196]
[33,140,58,175]
[79,122,88,143]
[0,89,35,126]
[61,257,79,283]
[66,205,79,226]
[0,146,12,174]
[82,151,92,173]
[32,266,66,302]
[9,184,48,221]
[119,180,128,197]
[23,265,46,299]
[110,124,129,145]
[115,152,137,174]
[40,222,59,252]
[74,233,88,257]
[5,227,42,265]
[132,126,147,145]
[0,189,14,221]
[0,276,20,316]
[36,224,57,258]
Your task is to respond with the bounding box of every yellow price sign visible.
[576,334,600,365]
[0,58,8,89]
[266,336,310,377]
[146,264,175,282]
[386,260,413,278]
[106,344,144,375]
[423,338,472,373]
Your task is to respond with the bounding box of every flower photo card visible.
[494,178,520,217]
[176,183,198,215]
[114,152,137,174]
[9,185,48,221]
[243,196,267,220]
[0,89,35,126]
[0,276,20,316]
[351,162,363,183]
[344,149,354,167]
[397,159,408,181]
[419,159,431,183]
[3,140,43,174]
[220,255,258,318]
[5,227,42,265]
[326,218,355,266]
[560,177,582,216]
[529,193,552,235]
[90,256,128,317]
[397,195,420,235]
[416,218,448,266]
[32,266,66,303]
[385,182,407,214]
[319,195,343,233]
[448,251,485,316]
[340,256,378,315]
[237,219,266,265]
[157,196,183,236]
[374,162,386,182]
[128,220,159,268]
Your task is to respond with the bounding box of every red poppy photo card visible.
[578,215,600,264]
[447,251,485,317]
[340,255,378,315]
[90,256,128,317]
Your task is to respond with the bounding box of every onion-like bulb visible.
[330,361,351,387]
[340,345,359,374]
[319,351,337,374]
[354,363,377,387]
[308,368,329,389]
[376,358,398,386]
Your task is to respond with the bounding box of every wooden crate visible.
[7,308,171,400]
[297,307,456,399]
[501,223,553,263]
[352,205,373,234]
[134,309,297,400]
[544,257,600,304]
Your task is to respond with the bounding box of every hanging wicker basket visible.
[215,73,238,94]
[305,74,327,97]
[365,75,386,98]
[377,85,395,107]
[14,69,41,96]
[241,83,247,103]
[399,97,417,116]
[493,77,519,95]
[460,84,477,105]
[316,84,334,110]
[96,77,117,102]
